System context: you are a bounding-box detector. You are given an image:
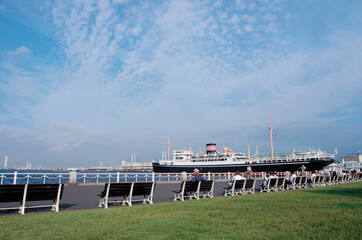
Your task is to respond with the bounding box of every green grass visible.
[1,182,361,240]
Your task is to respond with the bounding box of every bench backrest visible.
[0,185,26,203]
[184,181,200,192]
[26,184,64,201]
[132,182,155,196]
[234,179,246,189]
[245,179,255,189]
[295,177,302,184]
[269,178,278,187]
[277,177,285,186]
[0,184,63,203]
[199,181,213,191]
[106,183,133,197]
[331,175,337,182]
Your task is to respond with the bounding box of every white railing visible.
[0,172,69,185]
[0,171,270,185]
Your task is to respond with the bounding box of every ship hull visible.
[152,159,333,173]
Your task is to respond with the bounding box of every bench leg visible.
[98,197,108,208]
[18,203,25,215]
[51,200,58,212]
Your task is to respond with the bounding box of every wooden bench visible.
[260,178,278,193]
[343,174,349,183]
[310,176,319,188]
[337,175,344,184]
[356,173,362,181]
[98,182,155,208]
[243,179,256,194]
[276,177,285,191]
[199,180,214,198]
[301,177,308,188]
[286,177,296,190]
[326,176,337,186]
[173,181,215,201]
[224,179,246,196]
[0,184,64,215]
[317,175,325,187]
[294,177,302,189]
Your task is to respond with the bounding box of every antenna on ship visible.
[167,137,171,161]
[248,145,250,160]
[4,155,8,169]
[256,146,258,159]
[268,120,274,160]
[189,137,192,153]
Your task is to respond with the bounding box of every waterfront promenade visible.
[0,180,263,214]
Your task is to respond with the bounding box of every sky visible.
[0,0,361,168]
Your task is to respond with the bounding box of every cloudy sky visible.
[0,0,361,168]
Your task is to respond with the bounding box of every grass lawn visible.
[0,182,361,240]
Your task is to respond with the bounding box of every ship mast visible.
[167,137,171,161]
[189,137,192,153]
[268,120,274,160]
[248,145,250,160]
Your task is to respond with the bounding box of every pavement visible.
[0,180,264,215]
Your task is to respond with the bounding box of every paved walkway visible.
[0,180,264,215]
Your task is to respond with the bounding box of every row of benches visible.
[260,173,362,193]
[1,173,360,214]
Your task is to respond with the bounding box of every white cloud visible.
[242,14,256,23]
[263,13,277,21]
[7,46,31,60]
[243,24,254,32]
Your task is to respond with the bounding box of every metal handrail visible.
[0,171,288,185]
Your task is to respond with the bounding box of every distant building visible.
[121,161,152,171]
[340,153,362,163]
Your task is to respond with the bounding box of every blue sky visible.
[0,0,361,168]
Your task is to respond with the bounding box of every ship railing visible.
[1,171,293,185]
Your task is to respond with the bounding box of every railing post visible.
[13,171,17,185]
[117,172,120,183]
[125,174,127,182]
[208,172,211,180]
[108,174,111,183]
[59,174,62,184]
[228,172,230,180]
[69,171,77,184]
[96,174,99,183]
[43,174,47,184]
[152,172,155,182]
[84,174,86,184]
[136,174,138,182]
[26,174,30,184]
